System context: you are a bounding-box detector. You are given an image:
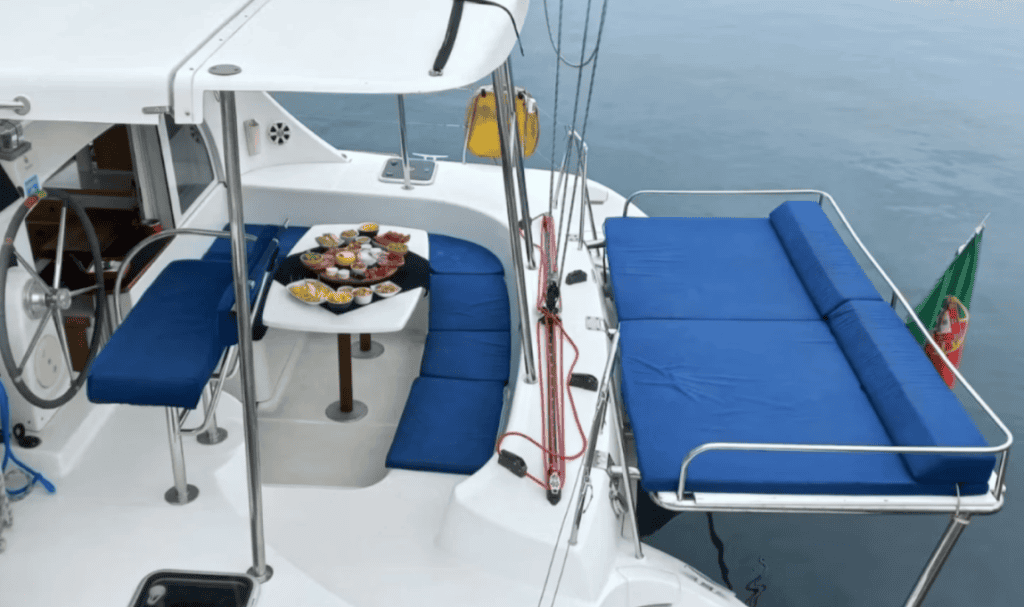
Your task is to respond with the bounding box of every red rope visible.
[496,215,588,494]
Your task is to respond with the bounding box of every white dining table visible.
[261,224,429,421]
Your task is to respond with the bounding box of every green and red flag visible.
[906,218,986,388]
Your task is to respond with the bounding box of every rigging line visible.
[548,0,566,214]
[541,0,606,68]
[554,0,597,271]
[558,1,608,280]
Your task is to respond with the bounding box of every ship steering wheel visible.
[0,192,106,409]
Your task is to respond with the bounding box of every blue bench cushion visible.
[420,330,511,382]
[604,217,820,321]
[429,274,511,332]
[429,234,504,274]
[828,299,995,485]
[769,201,882,316]
[203,224,279,268]
[88,260,236,409]
[386,377,505,475]
[618,318,988,496]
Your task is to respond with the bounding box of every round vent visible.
[268,122,291,145]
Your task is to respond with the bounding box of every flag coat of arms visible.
[907,221,985,389]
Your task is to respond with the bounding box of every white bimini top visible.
[0,0,526,125]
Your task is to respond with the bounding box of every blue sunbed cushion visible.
[604,217,820,321]
[429,274,510,331]
[828,300,995,485]
[421,330,511,382]
[618,318,988,496]
[386,377,505,475]
[769,201,882,316]
[429,234,504,274]
[88,260,236,409]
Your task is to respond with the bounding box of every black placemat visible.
[274,248,430,315]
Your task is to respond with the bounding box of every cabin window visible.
[165,120,215,215]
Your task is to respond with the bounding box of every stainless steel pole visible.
[569,330,621,546]
[492,68,537,384]
[502,61,536,269]
[904,514,971,607]
[397,95,413,190]
[220,90,272,583]
[609,378,644,559]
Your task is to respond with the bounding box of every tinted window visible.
[165,120,215,214]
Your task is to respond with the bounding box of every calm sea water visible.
[275,1,1023,604]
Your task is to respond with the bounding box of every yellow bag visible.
[465,86,539,158]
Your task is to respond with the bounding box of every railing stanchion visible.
[569,330,621,546]
[493,64,537,384]
[220,89,272,583]
[904,514,972,607]
[396,95,413,190]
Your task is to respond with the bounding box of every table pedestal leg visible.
[325,334,367,422]
[352,332,384,359]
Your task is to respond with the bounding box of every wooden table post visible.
[338,334,353,413]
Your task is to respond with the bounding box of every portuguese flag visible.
[906,219,986,388]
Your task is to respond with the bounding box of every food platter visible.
[297,226,410,288]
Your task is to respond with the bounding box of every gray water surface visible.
[276,1,1023,604]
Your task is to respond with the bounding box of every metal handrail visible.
[112,228,257,324]
[601,187,1011,502]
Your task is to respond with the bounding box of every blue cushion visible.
[604,217,820,321]
[828,300,995,485]
[88,260,235,409]
[769,201,882,316]
[274,226,310,262]
[429,274,510,332]
[618,318,988,496]
[421,330,511,382]
[429,234,504,274]
[386,377,505,474]
[203,224,279,268]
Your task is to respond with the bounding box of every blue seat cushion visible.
[604,217,820,321]
[88,260,235,409]
[429,234,504,274]
[828,300,995,485]
[421,330,511,382]
[769,201,882,316]
[386,377,506,475]
[274,226,310,262]
[429,274,510,332]
[618,318,988,496]
[203,224,279,269]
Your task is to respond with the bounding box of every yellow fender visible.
[465,86,539,158]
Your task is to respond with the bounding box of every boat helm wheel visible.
[0,192,106,409]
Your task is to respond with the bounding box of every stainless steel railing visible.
[603,188,1011,504]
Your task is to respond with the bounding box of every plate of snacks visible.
[373,281,402,298]
[315,233,340,248]
[377,251,405,267]
[353,287,374,305]
[376,231,411,246]
[288,279,332,304]
[324,288,354,312]
[300,252,333,271]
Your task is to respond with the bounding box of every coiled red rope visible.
[496,216,588,492]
